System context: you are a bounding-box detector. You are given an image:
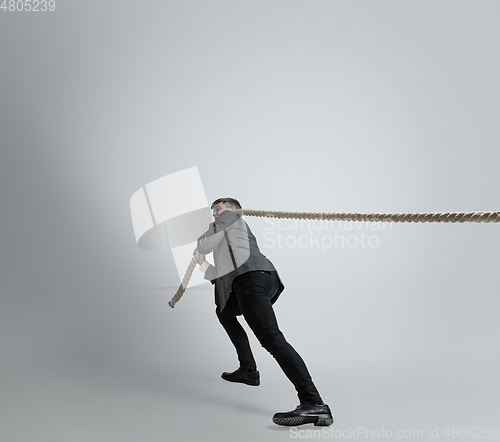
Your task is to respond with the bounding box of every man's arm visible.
[196,210,239,255]
[198,260,217,283]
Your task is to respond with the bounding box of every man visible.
[194,197,333,427]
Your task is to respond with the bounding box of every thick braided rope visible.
[235,209,500,223]
[168,252,200,308]
[169,209,499,308]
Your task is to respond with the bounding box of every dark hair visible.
[211,197,242,210]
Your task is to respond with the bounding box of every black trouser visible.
[216,270,322,404]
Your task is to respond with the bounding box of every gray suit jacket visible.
[197,210,284,312]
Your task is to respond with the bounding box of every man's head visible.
[210,197,242,218]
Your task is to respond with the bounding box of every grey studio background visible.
[1,1,499,442]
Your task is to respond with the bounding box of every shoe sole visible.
[221,376,260,386]
[272,415,334,426]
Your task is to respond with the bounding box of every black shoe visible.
[221,368,260,386]
[272,403,334,426]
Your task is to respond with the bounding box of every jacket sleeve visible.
[204,264,217,283]
[196,211,239,255]
[198,260,216,283]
